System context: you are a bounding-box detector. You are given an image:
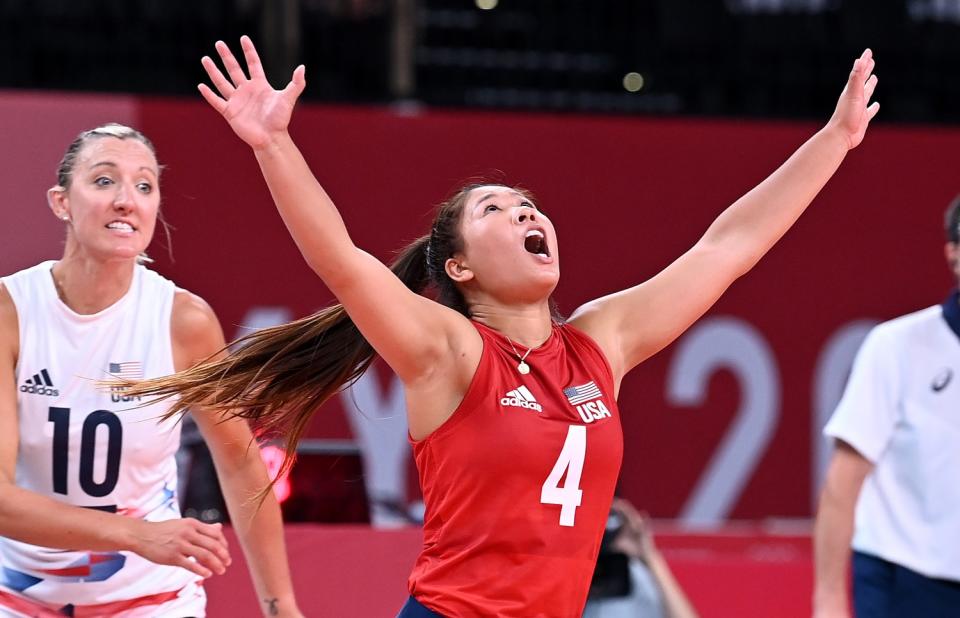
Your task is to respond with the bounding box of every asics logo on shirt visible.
[19,368,59,397]
[932,367,953,393]
[501,385,543,412]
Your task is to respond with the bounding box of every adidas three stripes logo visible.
[500,385,543,412]
[19,368,59,396]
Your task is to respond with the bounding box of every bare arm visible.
[198,37,477,392]
[570,50,879,385]
[813,440,873,618]
[173,290,302,618]
[0,283,228,579]
[611,498,699,618]
[645,552,699,618]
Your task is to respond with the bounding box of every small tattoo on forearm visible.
[263,597,279,616]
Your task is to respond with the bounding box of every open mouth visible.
[524,229,550,257]
[106,221,135,233]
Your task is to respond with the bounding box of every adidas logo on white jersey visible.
[500,385,543,412]
[20,368,59,397]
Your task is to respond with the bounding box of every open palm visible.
[199,36,306,150]
[828,48,880,150]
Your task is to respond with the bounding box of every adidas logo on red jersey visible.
[500,385,543,413]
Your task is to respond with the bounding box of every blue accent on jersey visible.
[1,566,43,592]
[87,552,126,582]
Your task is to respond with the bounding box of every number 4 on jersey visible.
[541,425,586,527]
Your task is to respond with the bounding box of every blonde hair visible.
[55,123,166,264]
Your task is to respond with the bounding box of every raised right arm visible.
[249,133,470,385]
[199,37,477,390]
[0,282,229,579]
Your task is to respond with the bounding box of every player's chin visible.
[535,262,560,284]
[525,270,560,298]
[101,244,149,262]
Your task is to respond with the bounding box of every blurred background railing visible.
[1,1,960,121]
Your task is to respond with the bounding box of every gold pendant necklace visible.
[506,338,533,375]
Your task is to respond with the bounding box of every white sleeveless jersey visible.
[0,261,205,617]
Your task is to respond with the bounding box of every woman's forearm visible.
[700,126,850,274]
[0,481,139,551]
[215,446,301,617]
[646,551,700,618]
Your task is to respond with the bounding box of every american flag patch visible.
[108,361,143,379]
[563,381,602,405]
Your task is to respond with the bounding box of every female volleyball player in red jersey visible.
[127,37,879,617]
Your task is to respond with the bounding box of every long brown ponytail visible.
[119,184,490,477]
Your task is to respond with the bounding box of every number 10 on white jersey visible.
[541,425,586,527]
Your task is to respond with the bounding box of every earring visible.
[60,215,69,222]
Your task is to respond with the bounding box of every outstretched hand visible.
[199,35,306,150]
[827,48,880,150]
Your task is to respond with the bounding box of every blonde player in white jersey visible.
[0,124,303,617]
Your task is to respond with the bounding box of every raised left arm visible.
[571,49,879,386]
[172,290,302,618]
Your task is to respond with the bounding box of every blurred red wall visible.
[206,524,814,617]
[3,91,956,520]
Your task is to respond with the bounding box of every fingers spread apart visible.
[215,40,249,88]
[198,36,265,115]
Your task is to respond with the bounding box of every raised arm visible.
[0,283,229,579]
[198,37,476,388]
[172,290,302,618]
[570,50,879,385]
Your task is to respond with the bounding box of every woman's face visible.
[452,185,560,304]
[51,137,160,262]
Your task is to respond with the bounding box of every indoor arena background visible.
[2,2,958,616]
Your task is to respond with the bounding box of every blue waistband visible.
[396,596,444,618]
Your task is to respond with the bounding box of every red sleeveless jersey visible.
[409,321,624,617]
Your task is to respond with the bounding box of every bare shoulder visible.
[172,288,220,334]
[567,296,605,327]
[171,288,226,369]
[567,297,619,351]
[0,282,18,362]
[567,297,625,387]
